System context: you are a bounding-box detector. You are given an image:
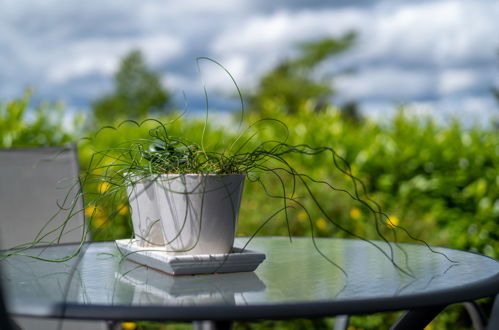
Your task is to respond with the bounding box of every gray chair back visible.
[0,144,87,248]
[0,145,110,329]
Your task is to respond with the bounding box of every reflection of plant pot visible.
[127,178,165,247]
[116,263,265,305]
[155,174,245,255]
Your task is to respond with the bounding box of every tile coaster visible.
[115,239,266,276]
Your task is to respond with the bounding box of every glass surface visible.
[1,237,498,317]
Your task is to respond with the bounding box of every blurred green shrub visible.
[76,104,498,260]
[0,91,83,148]
[243,105,498,259]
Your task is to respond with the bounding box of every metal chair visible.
[0,264,19,330]
[487,295,499,330]
[0,144,107,330]
[334,300,495,330]
[0,144,86,248]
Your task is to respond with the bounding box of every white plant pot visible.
[154,174,245,255]
[127,178,165,247]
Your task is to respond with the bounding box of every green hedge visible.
[0,92,83,148]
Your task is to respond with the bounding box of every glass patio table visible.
[1,237,498,329]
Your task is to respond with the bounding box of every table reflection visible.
[115,261,266,306]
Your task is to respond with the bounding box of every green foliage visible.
[360,112,498,257]
[77,105,498,263]
[247,32,355,116]
[93,50,171,123]
[243,106,498,260]
[0,91,82,148]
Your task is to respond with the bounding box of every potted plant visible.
[120,136,246,255]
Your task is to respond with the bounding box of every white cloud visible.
[336,67,434,100]
[139,35,184,65]
[438,69,480,96]
[47,35,183,84]
[209,0,499,107]
[337,67,495,101]
[211,8,365,85]
[362,95,498,127]
[139,0,250,18]
[354,0,499,66]
[162,73,194,94]
[47,52,117,84]
[328,0,499,109]
[212,9,364,54]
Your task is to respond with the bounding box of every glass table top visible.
[1,237,498,320]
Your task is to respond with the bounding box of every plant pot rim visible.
[158,173,245,177]
[126,173,246,187]
[126,173,245,180]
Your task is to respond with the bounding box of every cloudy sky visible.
[1,0,498,125]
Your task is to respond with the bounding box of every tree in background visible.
[247,32,356,116]
[93,50,171,123]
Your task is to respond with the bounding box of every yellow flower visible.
[386,215,399,228]
[315,218,328,231]
[349,207,362,220]
[98,182,111,194]
[121,322,137,330]
[93,216,108,228]
[117,203,129,216]
[297,211,308,222]
[236,232,246,237]
[85,205,105,218]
